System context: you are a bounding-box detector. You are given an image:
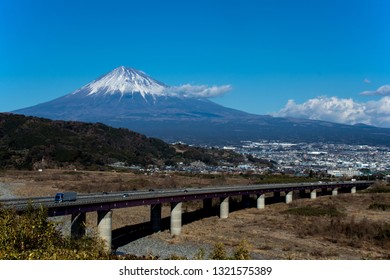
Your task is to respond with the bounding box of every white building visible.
[327,168,362,177]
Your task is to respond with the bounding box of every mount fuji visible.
[12,66,390,146]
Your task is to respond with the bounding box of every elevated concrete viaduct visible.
[4,181,373,251]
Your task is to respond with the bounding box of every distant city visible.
[228,141,390,178]
[110,140,390,179]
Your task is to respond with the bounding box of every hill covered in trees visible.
[0,113,262,170]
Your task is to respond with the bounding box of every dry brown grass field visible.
[1,169,390,259]
[0,169,251,197]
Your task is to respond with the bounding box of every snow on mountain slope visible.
[72,66,168,98]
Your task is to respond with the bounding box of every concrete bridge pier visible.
[220,197,229,219]
[285,191,293,204]
[310,189,317,199]
[97,210,112,252]
[170,202,182,236]
[71,212,86,239]
[242,194,251,208]
[256,194,265,209]
[332,188,338,196]
[351,187,356,194]
[150,204,162,232]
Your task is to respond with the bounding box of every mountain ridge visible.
[12,66,390,147]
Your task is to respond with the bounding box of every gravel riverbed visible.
[116,234,211,259]
[0,182,21,199]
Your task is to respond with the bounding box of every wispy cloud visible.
[360,85,390,96]
[363,78,371,84]
[164,84,232,98]
[274,96,390,128]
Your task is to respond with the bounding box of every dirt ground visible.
[1,169,390,259]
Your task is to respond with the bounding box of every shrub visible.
[233,240,251,260]
[193,248,206,260]
[209,242,228,260]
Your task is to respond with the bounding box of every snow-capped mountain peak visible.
[73,66,168,98]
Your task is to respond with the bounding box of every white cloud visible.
[164,84,232,98]
[274,96,390,128]
[360,85,390,96]
[365,97,390,126]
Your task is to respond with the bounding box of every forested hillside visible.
[0,113,256,170]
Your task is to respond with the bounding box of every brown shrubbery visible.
[284,205,344,218]
[287,207,390,250]
[368,203,390,211]
[363,181,390,193]
[208,240,251,260]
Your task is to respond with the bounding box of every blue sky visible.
[1,0,390,127]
